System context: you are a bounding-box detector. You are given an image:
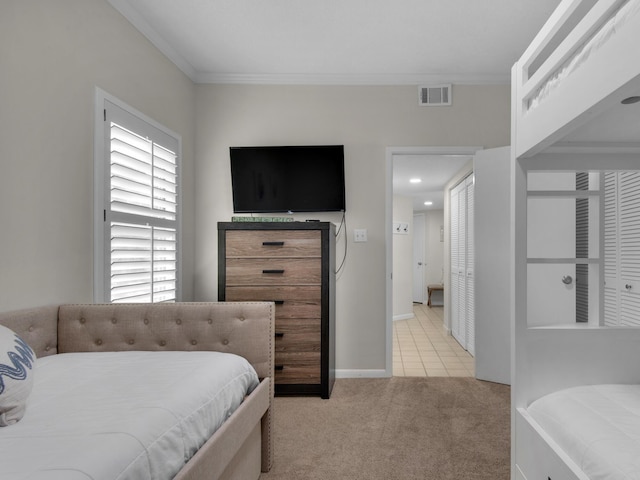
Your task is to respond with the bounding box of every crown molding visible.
[193,72,510,86]
[108,0,198,81]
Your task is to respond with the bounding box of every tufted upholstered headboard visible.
[0,303,275,381]
[57,302,274,380]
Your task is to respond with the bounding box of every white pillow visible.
[0,324,36,426]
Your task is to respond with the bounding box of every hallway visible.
[393,304,475,377]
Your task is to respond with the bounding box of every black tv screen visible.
[230,145,346,213]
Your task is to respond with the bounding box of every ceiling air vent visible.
[419,84,452,106]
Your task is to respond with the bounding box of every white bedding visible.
[529,384,640,480]
[0,351,260,480]
[528,0,640,111]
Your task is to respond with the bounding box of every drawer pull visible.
[263,241,285,246]
[275,332,285,338]
[275,365,284,371]
[273,300,285,305]
[262,269,285,274]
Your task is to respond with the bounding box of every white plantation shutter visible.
[110,124,177,221]
[95,92,180,303]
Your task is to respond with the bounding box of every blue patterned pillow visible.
[0,324,36,426]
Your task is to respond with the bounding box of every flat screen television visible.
[229,145,346,213]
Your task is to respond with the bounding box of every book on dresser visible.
[218,221,336,399]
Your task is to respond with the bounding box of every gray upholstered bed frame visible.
[0,302,275,480]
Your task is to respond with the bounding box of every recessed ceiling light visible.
[409,178,422,184]
[424,201,433,206]
[621,96,640,105]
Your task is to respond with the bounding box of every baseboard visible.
[335,369,390,379]
[392,313,414,321]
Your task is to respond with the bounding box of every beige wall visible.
[0,0,196,311]
[194,84,510,373]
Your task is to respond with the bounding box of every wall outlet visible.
[354,229,368,242]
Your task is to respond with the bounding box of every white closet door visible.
[450,176,476,353]
[603,171,640,326]
[619,172,640,326]
[457,182,467,348]
[466,175,475,355]
[450,186,460,341]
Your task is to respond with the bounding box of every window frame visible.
[93,88,182,303]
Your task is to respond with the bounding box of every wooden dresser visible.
[218,222,335,398]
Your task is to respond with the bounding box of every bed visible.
[511,1,640,479]
[512,0,640,158]
[0,302,274,480]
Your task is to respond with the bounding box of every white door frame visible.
[385,146,482,376]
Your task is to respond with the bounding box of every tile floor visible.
[393,303,475,377]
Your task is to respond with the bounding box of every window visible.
[94,90,181,303]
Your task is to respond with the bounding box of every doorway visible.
[386,146,480,376]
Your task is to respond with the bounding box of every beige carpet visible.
[260,377,510,480]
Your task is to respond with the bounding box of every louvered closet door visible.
[457,182,467,349]
[465,176,475,355]
[604,172,620,325]
[603,171,640,326]
[619,172,640,326]
[450,178,475,353]
[450,187,460,341]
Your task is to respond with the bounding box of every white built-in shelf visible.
[527,257,600,264]
[527,190,600,198]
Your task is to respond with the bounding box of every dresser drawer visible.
[275,318,321,351]
[225,258,321,285]
[275,319,321,384]
[225,230,321,258]
[275,352,321,384]
[225,286,321,319]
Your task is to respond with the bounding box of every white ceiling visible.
[393,155,471,212]
[108,0,562,85]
